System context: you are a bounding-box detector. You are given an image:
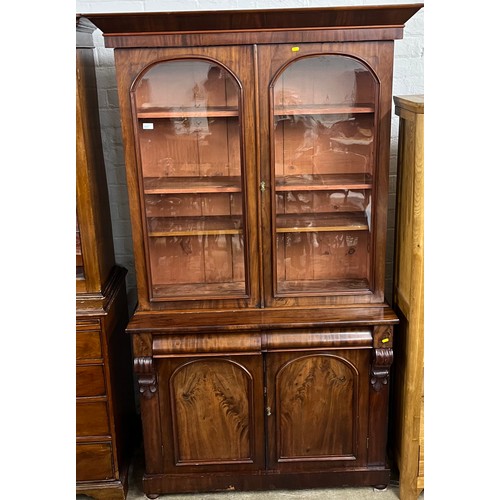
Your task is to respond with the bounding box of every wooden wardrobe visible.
[76,16,136,500]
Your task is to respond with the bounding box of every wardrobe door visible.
[157,355,265,473]
[134,58,248,301]
[266,349,370,471]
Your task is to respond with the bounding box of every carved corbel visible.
[134,356,157,399]
[370,348,393,391]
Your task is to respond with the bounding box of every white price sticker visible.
[142,123,154,130]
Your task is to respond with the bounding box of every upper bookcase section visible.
[79,3,423,48]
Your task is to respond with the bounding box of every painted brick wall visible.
[76,0,424,308]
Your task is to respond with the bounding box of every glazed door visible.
[157,355,265,473]
[122,46,259,308]
[265,349,370,471]
[258,43,393,307]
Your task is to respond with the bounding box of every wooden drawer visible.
[76,365,106,397]
[76,401,110,438]
[76,318,100,330]
[76,329,102,361]
[76,442,115,481]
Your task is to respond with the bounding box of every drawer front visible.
[76,329,102,361]
[76,442,115,481]
[76,365,106,397]
[76,401,110,438]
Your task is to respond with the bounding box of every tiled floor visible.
[77,449,424,500]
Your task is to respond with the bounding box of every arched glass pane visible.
[134,60,245,299]
[273,55,377,295]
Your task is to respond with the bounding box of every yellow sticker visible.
[291,46,300,52]
[382,338,389,343]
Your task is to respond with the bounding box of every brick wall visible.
[76,0,424,308]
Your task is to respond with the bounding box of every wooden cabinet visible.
[76,17,136,500]
[391,95,424,500]
[82,5,423,498]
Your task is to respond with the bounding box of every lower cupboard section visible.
[137,345,392,497]
[275,230,371,295]
[132,319,396,497]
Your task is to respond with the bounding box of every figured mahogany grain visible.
[157,355,265,473]
[266,349,370,471]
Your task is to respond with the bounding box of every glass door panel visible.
[134,60,246,300]
[272,55,377,295]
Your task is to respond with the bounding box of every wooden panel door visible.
[266,349,370,471]
[157,355,265,473]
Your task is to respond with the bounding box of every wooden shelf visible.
[143,177,241,194]
[276,173,372,191]
[278,278,370,294]
[152,281,246,298]
[137,106,239,119]
[276,212,368,233]
[274,103,375,116]
[148,216,243,237]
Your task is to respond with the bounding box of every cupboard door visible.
[157,355,265,472]
[123,46,259,307]
[266,349,370,470]
[258,43,392,307]
[134,59,245,300]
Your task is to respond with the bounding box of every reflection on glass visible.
[273,55,376,295]
[134,60,245,299]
